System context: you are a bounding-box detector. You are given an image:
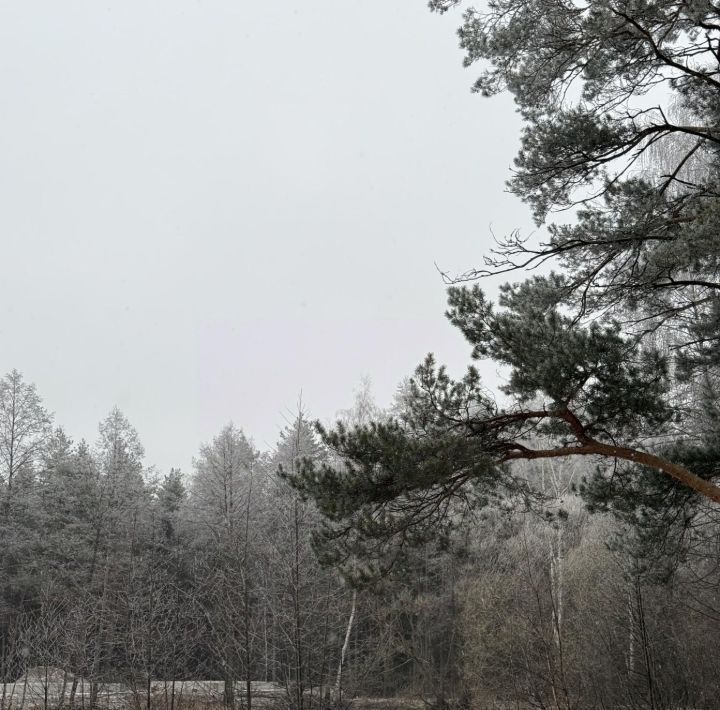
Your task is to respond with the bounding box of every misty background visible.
[0,1,530,468]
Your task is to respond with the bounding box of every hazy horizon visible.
[0,1,533,472]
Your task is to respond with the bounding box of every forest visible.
[2,1,720,709]
[0,368,717,710]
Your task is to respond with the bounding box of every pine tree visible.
[286,4,720,557]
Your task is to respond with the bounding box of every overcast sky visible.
[0,1,534,472]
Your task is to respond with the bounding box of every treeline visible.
[0,372,460,709]
[1,369,720,710]
[0,371,370,709]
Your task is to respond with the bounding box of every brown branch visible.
[500,440,720,504]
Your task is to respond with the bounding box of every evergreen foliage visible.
[0,369,718,708]
[428,0,720,353]
[286,0,720,564]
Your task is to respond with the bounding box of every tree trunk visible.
[550,523,564,649]
[223,677,235,708]
[635,581,659,710]
[90,557,111,710]
[68,678,79,710]
[334,591,357,702]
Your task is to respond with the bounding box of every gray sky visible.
[0,1,534,471]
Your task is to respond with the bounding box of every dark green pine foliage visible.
[429,0,720,362]
[290,412,503,578]
[427,0,720,554]
[297,0,720,571]
[288,276,718,568]
[446,281,671,441]
[288,0,720,569]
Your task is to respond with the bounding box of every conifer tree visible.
[286,1,720,563]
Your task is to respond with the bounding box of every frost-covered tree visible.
[191,423,258,536]
[0,370,52,497]
[35,430,104,587]
[97,407,145,494]
[189,424,260,707]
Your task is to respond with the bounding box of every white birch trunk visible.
[550,522,564,648]
[334,590,357,700]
